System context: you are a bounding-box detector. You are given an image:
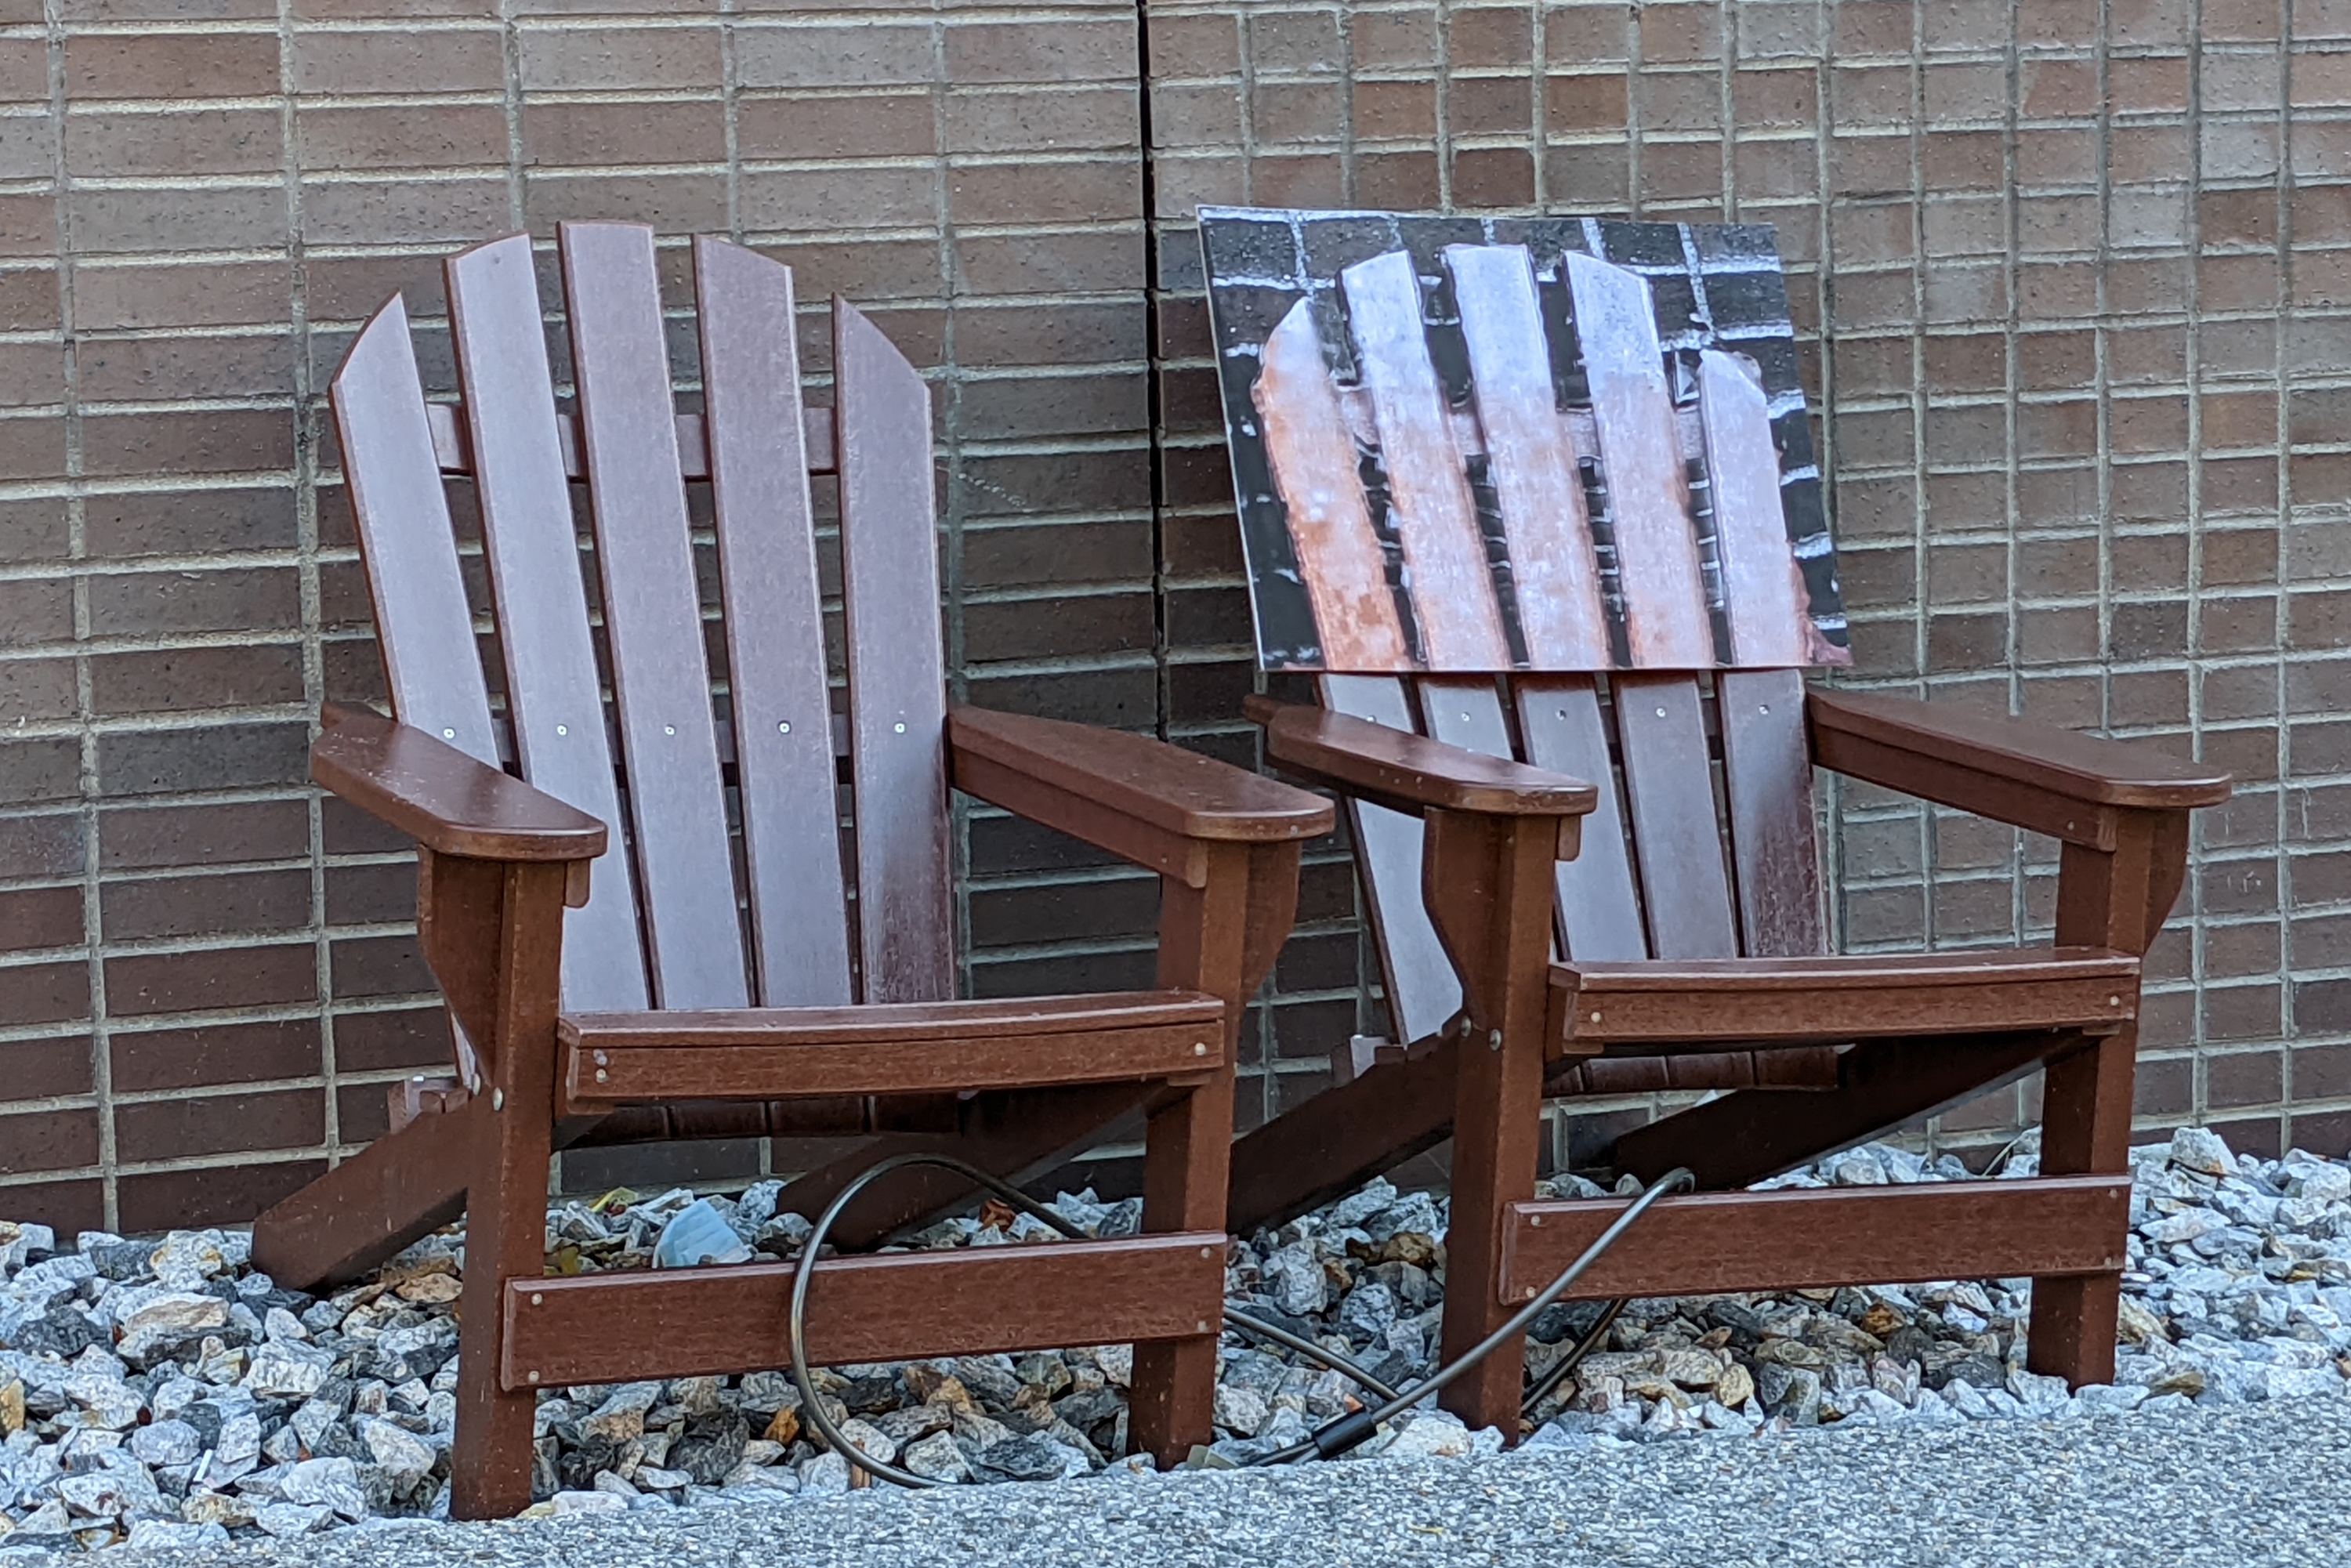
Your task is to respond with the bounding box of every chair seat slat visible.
[560,221,749,1010]
[1512,675,1646,961]
[330,298,498,766]
[835,299,954,1004]
[1320,673,1461,1044]
[694,238,854,1008]
[1613,672,1739,959]
[1719,668,1827,957]
[445,234,650,1013]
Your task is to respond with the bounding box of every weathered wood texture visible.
[1445,244,1609,668]
[502,1233,1230,1389]
[1254,300,1411,668]
[1563,250,1711,668]
[1497,1176,2132,1304]
[1341,249,1511,669]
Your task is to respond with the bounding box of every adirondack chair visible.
[1205,223,2233,1437]
[246,221,1331,1515]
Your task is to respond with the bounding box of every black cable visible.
[784,1150,1404,1487]
[781,1152,1693,1483]
[1246,1166,1695,1465]
[1520,1296,1628,1417]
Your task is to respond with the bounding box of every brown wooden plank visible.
[1611,672,1738,958]
[835,299,954,1003]
[1321,674,1460,1045]
[1512,675,1646,961]
[561,1022,1219,1109]
[1552,946,2136,1048]
[1226,1030,1459,1235]
[1808,689,2233,818]
[693,237,853,1007]
[1340,250,1510,670]
[331,296,499,764]
[1563,251,1712,668]
[564,988,1221,1049]
[1444,244,1610,669]
[1610,1028,2074,1189]
[501,1232,1228,1389]
[1253,297,1411,669]
[426,400,839,480]
[560,221,748,1010]
[251,1091,476,1292]
[1719,666,1826,956]
[1496,1175,2132,1305]
[1698,349,1810,666]
[444,232,649,1013]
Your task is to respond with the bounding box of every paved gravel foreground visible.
[34,1395,2346,1568]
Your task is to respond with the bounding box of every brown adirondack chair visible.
[247,220,1331,1515]
[1208,225,2233,1437]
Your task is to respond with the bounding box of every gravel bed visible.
[11,1396,2348,1567]
[4,1123,2351,1555]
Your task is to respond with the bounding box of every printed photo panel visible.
[1201,207,1850,674]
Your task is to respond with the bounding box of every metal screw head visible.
[1530,1214,1543,1227]
[894,722,907,733]
[1193,1041,1208,1056]
[527,1371,540,1385]
[1201,1246,1215,1259]
[1488,1029,1503,1050]
[491,1088,504,1110]
[664,725,676,736]
[1196,1320,1211,1334]
[531,1292,543,1305]
[1589,1010,1603,1024]
[441,727,455,740]
[1654,706,1667,719]
[592,1048,608,1066]
[556,724,568,736]
[594,1068,608,1083]
[2108,995,2121,1007]
[778,721,791,734]
[1523,1286,1537,1299]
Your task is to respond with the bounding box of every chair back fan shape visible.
[332,224,951,1041]
[1212,219,1841,1091]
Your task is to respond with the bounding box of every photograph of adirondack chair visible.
[1204,205,2235,1439]
[1201,208,1851,674]
[244,221,1332,1517]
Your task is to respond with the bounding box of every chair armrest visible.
[313,703,608,862]
[947,704,1332,879]
[1244,697,1599,819]
[1809,689,2230,846]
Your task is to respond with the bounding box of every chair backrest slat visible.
[1254,301,1411,669]
[1512,674,1646,961]
[1563,252,1712,668]
[835,299,954,1004]
[445,234,650,1013]
[1444,244,1610,669]
[694,237,855,1008]
[1612,672,1739,959]
[330,297,498,766]
[423,401,839,483]
[1697,350,1810,666]
[1719,667,1826,957]
[559,222,748,1010]
[1340,250,1511,670]
[1320,674,1462,1044]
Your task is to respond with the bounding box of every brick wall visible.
[3,0,2344,1233]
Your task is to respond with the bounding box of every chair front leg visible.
[1130,840,1284,1466]
[1419,809,1560,1439]
[446,856,568,1519]
[2028,807,2189,1387]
